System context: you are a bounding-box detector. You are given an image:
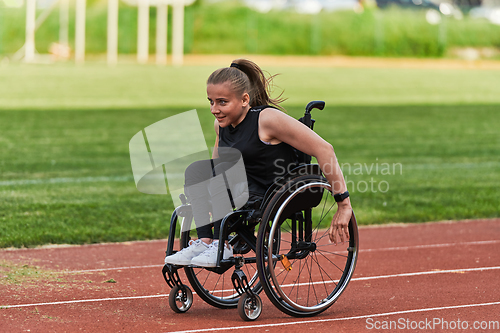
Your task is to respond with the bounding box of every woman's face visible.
[207,81,249,128]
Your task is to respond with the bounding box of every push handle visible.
[297,100,325,165]
[301,100,325,130]
[305,100,325,114]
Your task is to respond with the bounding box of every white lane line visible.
[361,239,500,252]
[403,161,500,170]
[1,294,167,309]
[0,238,168,252]
[167,301,500,333]
[3,161,498,187]
[62,239,500,274]
[352,265,500,282]
[2,265,499,309]
[0,176,133,186]
[69,264,162,273]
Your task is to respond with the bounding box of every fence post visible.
[137,0,149,64]
[75,0,86,64]
[25,0,36,63]
[172,0,184,66]
[156,0,168,65]
[107,0,119,65]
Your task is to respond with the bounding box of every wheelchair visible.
[162,101,359,321]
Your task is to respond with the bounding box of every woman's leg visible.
[210,158,253,240]
[184,159,216,241]
[209,161,235,240]
[184,155,253,241]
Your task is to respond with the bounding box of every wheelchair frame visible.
[162,101,359,321]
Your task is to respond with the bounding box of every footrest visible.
[231,267,256,297]
[162,264,183,289]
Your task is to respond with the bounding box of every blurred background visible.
[0,0,499,248]
[1,0,500,62]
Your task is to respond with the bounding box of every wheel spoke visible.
[279,262,292,286]
[312,250,335,294]
[315,247,349,258]
[313,228,332,245]
[305,255,320,306]
[287,258,305,301]
[317,248,346,274]
[197,268,211,287]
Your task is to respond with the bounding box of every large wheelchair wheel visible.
[256,173,359,317]
[181,223,264,309]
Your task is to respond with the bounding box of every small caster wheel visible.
[169,285,193,313]
[237,293,262,321]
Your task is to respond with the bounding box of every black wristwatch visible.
[333,191,349,202]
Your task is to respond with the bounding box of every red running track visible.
[1,219,499,333]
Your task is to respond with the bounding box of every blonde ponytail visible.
[207,59,285,110]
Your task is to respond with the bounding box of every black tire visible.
[169,285,193,313]
[237,293,263,321]
[182,226,263,309]
[256,174,359,317]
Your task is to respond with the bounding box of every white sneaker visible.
[164,239,210,266]
[191,240,233,268]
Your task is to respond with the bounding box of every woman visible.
[165,59,352,268]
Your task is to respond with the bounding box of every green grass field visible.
[1,62,499,247]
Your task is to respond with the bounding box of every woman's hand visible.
[328,200,352,245]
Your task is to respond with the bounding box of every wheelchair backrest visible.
[295,100,325,165]
[259,164,323,212]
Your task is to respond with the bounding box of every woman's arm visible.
[259,108,352,244]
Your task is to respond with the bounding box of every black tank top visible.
[218,106,297,196]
